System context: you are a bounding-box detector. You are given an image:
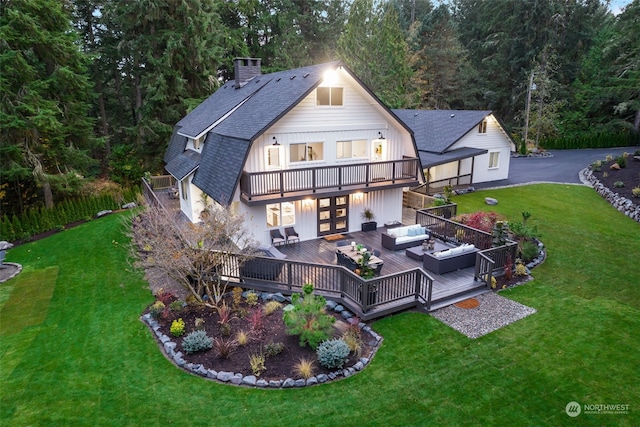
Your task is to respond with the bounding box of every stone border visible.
[0,263,22,284]
[581,167,640,223]
[141,292,382,388]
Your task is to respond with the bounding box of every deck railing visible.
[215,252,434,321]
[240,158,420,200]
[416,207,518,285]
[415,210,493,249]
[426,174,472,194]
[148,175,176,190]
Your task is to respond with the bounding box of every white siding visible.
[448,115,512,183]
[244,68,415,173]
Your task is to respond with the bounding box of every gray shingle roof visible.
[393,109,492,154]
[212,62,341,140]
[165,150,200,180]
[418,147,488,168]
[164,127,188,164]
[192,133,251,206]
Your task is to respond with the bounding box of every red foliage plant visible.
[453,211,506,233]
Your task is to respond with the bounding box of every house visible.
[393,110,515,194]
[164,58,423,246]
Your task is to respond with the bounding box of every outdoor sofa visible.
[240,246,287,281]
[422,243,478,274]
[381,224,429,251]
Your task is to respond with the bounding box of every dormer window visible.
[478,119,487,134]
[317,87,343,106]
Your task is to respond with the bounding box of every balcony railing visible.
[240,158,420,200]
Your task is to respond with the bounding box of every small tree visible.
[128,198,257,308]
[283,283,335,349]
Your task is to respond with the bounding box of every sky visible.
[610,0,633,15]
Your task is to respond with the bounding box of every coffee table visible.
[405,241,454,261]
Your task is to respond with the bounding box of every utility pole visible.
[523,71,535,148]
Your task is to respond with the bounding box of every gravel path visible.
[430,292,537,339]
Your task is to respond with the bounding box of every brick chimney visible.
[234,58,261,88]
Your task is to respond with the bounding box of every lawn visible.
[1,184,638,426]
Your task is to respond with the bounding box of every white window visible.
[180,180,188,200]
[336,139,367,159]
[488,152,500,169]
[265,146,282,169]
[266,202,295,228]
[290,142,323,162]
[478,119,487,134]
[317,87,343,106]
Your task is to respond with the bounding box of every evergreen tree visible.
[338,0,413,108]
[105,0,229,171]
[0,0,97,212]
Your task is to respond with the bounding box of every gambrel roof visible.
[165,61,416,206]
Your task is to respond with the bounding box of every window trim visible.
[336,139,367,160]
[316,86,344,106]
[478,119,488,134]
[266,201,296,228]
[488,151,500,169]
[289,142,324,163]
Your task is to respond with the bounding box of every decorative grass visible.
[0,185,639,426]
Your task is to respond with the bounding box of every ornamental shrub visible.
[519,241,539,263]
[316,338,350,369]
[170,318,185,337]
[283,283,335,349]
[182,330,213,354]
[149,301,165,319]
[264,341,285,358]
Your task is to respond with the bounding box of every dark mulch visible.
[148,294,374,382]
[591,155,640,201]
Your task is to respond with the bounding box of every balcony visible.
[240,158,421,204]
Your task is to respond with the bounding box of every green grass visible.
[1,184,638,426]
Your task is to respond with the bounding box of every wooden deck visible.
[149,184,489,318]
[277,211,488,312]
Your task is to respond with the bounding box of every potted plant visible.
[360,207,377,232]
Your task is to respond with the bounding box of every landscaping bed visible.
[590,152,640,201]
[145,289,377,384]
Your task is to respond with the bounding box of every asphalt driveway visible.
[474,147,639,188]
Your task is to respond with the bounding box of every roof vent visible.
[290,75,296,80]
[233,57,261,88]
[276,77,281,82]
[450,114,455,118]
[303,73,310,78]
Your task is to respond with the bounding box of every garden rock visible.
[96,210,112,217]
[316,374,328,383]
[485,197,498,205]
[217,371,234,382]
[269,380,282,388]
[294,379,306,387]
[583,167,640,223]
[272,292,286,302]
[242,375,257,386]
[282,378,295,388]
[306,377,318,386]
[610,163,620,170]
[256,379,268,387]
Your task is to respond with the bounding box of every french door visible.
[317,196,349,236]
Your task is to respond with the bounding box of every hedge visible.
[0,187,140,243]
